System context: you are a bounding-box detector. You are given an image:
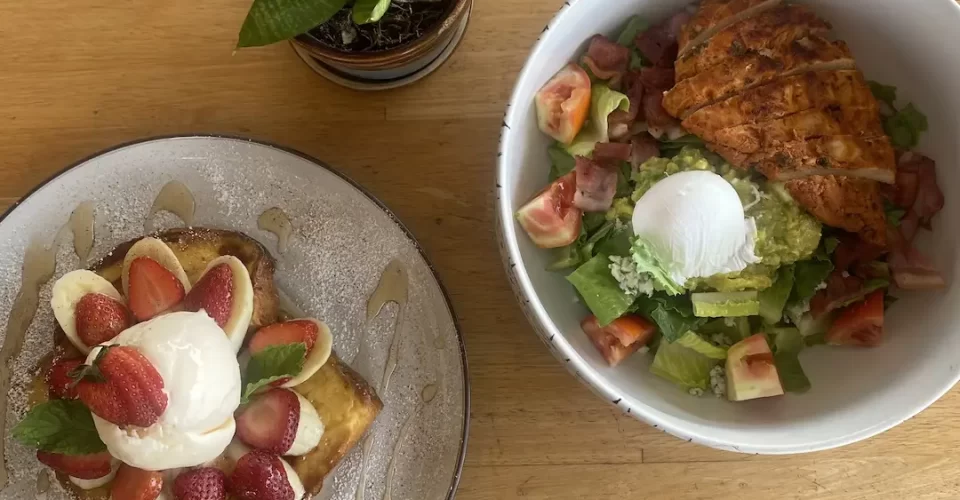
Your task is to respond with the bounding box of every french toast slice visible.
[40,227,381,497]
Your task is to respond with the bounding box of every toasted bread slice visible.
[679,0,783,55]
[676,4,831,81]
[785,176,887,246]
[711,106,885,154]
[665,36,856,119]
[709,136,896,183]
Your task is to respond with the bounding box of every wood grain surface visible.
[2,1,960,499]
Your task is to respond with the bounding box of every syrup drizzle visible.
[0,202,95,488]
[146,180,195,230]
[257,207,293,254]
[383,408,419,500]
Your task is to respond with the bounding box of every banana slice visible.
[51,270,125,354]
[286,391,324,456]
[121,237,191,297]
[192,256,254,352]
[281,319,333,389]
[68,458,120,490]
[279,456,306,500]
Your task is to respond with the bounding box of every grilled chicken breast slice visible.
[679,0,783,55]
[676,5,831,82]
[665,36,856,119]
[682,70,875,143]
[785,176,887,246]
[710,135,896,183]
[711,106,884,154]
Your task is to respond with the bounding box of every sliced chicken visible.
[678,0,783,55]
[784,176,887,246]
[710,136,896,183]
[683,70,876,142]
[676,5,831,82]
[710,106,884,154]
[664,36,855,119]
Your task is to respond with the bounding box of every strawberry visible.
[229,451,297,500]
[174,467,227,500]
[128,257,185,322]
[46,358,83,400]
[248,320,318,356]
[183,264,234,328]
[36,450,112,480]
[236,388,300,454]
[75,293,133,346]
[111,464,163,500]
[74,345,168,427]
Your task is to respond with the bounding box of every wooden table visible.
[2,1,960,499]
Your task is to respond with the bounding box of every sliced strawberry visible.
[229,451,297,500]
[174,467,227,500]
[183,264,234,328]
[46,358,83,400]
[75,345,168,427]
[236,388,300,454]
[248,320,319,356]
[826,290,885,347]
[128,257,185,322]
[36,450,112,480]
[111,464,163,500]
[75,293,133,346]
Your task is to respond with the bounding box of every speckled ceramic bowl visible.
[497,0,960,454]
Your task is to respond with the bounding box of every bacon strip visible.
[573,156,618,212]
[630,134,660,170]
[581,35,630,81]
[634,12,690,68]
[593,142,633,165]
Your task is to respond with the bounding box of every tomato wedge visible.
[581,314,656,367]
[515,171,582,248]
[535,64,592,144]
[726,334,783,401]
[826,290,884,347]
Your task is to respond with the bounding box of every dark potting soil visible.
[308,1,451,53]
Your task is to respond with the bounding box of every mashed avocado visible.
[605,197,634,221]
[747,187,821,268]
[631,147,713,201]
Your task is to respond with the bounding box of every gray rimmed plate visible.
[0,135,468,499]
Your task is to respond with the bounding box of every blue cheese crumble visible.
[609,255,653,297]
[710,365,727,397]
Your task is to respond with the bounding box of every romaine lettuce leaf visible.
[699,317,750,343]
[758,265,795,323]
[633,293,706,343]
[676,331,728,359]
[770,327,810,393]
[548,143,576,181]
[567,254,635,325]
[790,259,833,304]
[565,85,630,157]
[651,333,722,390]
[884,103,928,150]
[631,239,686,296]
[691,291,760,317]
[868,80,897,108]
[617,16,650,46]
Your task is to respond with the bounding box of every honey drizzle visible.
[257,207,293,254]
[146,180,195,230]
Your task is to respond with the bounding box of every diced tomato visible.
[515,172,582,248]
[581,314,656,367]
[826,290,884,347]
[726,334,783,401]
[535,64,592,144]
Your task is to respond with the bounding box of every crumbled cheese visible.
[710,334,732,347]
[710,365,727,398]
[688,387,705,397]
[609,255,653,297]
[723,317,736,327]
[815,280,828,291]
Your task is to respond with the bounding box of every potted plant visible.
[238,0,472,86]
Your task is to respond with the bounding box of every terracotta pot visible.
[292,0,471,84]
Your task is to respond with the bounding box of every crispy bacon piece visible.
[592,142,633,166]
[573,156,618,212]
[630,134,661,170]
[581,35,630,81]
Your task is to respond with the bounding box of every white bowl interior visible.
[498,0,960,453]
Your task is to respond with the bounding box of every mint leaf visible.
[352,0,391,24]
[868,81,897,108]
[12,400,106,455]
[238,0,349,48]
[241,343,307,403]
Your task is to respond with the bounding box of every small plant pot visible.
[291,0,472,90]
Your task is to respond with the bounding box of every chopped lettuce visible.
[595,223,633,257]
[617,16,650,46]
[758,265,795,323]
[633,293,706,343]
[651,332,724,390]
[700,317,750,344]
[691,291,760,317]
[885,200,906,227]
[868,80,897,108]
[548,143,576,181]
[770,327,811,393]
[567,254,635,325]
[884,103,928,150]
[631,239,686,296]
[565,85,630,157]
[790,258,833,305]
[696,264,775,292]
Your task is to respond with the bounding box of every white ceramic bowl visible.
[496,0,960,454]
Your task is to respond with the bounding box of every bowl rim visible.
[495,0,960,455]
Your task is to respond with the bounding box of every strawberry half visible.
[174,467,227,500]
[75,293,133,346]
[111,464,163,500]
[229,451,302,500]
[46,357,83,400]
[36,451,112,480]
[248,320,319,356]
[75,345,168,427]
[128,257,186,322]
[236,388,300,454]
[183,263,234,328]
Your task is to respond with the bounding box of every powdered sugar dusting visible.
[0,137,466,499]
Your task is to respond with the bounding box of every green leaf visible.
[791,259,833,304]
[12,400,106,455]
[867,80,897,108]
[650,335,721,390]
[617,16,650,46]
[548,143,577,181]
[595,225,633,257]
[885,201,906,227]
[629,51,645,70]
[691,291,760,318]
[675,331,728,359]
[758,265,795,324]
[242,343,307,403]
[774,351,811,393]
[238,0,349,48]
[884,103,929,150]
[565,84,630,157]
[631,239,686,296]
[567,255,635,326]
[352,0,391,24]
[634,293,706,343]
